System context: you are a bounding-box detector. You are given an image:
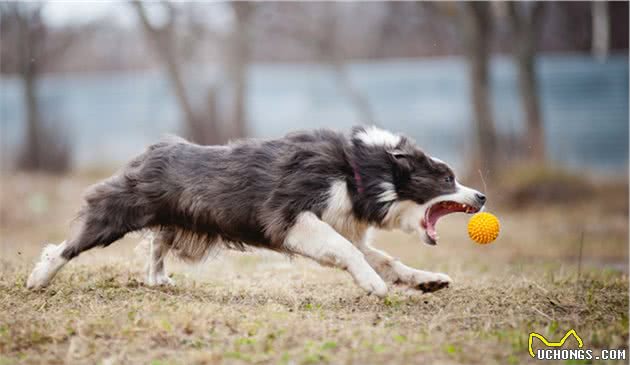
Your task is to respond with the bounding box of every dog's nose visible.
[475,193,486,204]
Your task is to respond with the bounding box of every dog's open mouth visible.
[420,201,480,245]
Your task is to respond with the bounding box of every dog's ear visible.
[350,126,366,139]
[388,149,413,172]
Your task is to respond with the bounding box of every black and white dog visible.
[27,127,485,296]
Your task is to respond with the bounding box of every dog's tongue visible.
[424,204,455,241]
[420,218,438,242]
[423,202,476,242]
[426,225,437,241]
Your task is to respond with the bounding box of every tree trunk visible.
[9,3,71,173]
[21,67,41,170]
[516,52,544,161]
[592,1,610,61]
[162,46,208,142]
[231,60,247,140]
[16,5,41,171]
[132,1,220,144]
[469,39,497,177]
[508,2,545,162]
[324,4,378,127]
[461,3,498,178]
[228,2,252,140]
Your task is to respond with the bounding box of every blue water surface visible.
[1,54,627,174]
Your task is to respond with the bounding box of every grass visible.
[0,173,628,364]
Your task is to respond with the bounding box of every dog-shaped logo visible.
[528,329,584,358]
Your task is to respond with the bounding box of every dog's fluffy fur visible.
[27,127,485,296]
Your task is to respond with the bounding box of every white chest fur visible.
[321,180,369,244]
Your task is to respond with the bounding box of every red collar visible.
[350,160,364,194]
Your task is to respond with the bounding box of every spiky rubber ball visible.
[468,212,500,244]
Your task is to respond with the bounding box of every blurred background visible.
[0,1,627,176]
[0,1,628,258]
[0,4,628,363]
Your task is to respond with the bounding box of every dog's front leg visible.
[284,212,388,297]
[357,237,451,293]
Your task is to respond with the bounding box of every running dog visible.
[27,126,486,297]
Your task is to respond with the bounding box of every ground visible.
[0,173,628,365]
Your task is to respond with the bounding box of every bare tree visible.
[261,2,379,127]
[591,1,610,61]
[458,2,498,177]
[226,2,253,139]
[0,3,72,172]
[507,2,546,162]
[318,4,379,127]
[131,1,222,144]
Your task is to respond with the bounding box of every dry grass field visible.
[1,173,628,365]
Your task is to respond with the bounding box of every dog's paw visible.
[146,273,176,287]
[367,279,388,298]
[354,268,388,298]
[27,265,50,290]
[26,242,68,290]
[414,273,452,293]
[157,274,176,286]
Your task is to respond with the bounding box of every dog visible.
[26,126,486,297]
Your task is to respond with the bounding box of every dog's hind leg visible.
[27,182,151,289]
[145,228,175,286]
[26,214,131,289]
[284,212,388,297]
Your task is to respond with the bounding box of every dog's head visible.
[352,126,486,245]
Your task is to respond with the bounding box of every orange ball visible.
[468,212,500,244]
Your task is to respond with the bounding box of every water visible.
[1,54,627,174]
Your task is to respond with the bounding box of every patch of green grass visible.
[372,343,386,353]
[443,344,458,356]
[393,334,407,343]
[0,265,626,364]
[224,351,252,362]
[0,173,627,364]
[321,341,337,350]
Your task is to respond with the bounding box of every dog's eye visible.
[444,176,454,184]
